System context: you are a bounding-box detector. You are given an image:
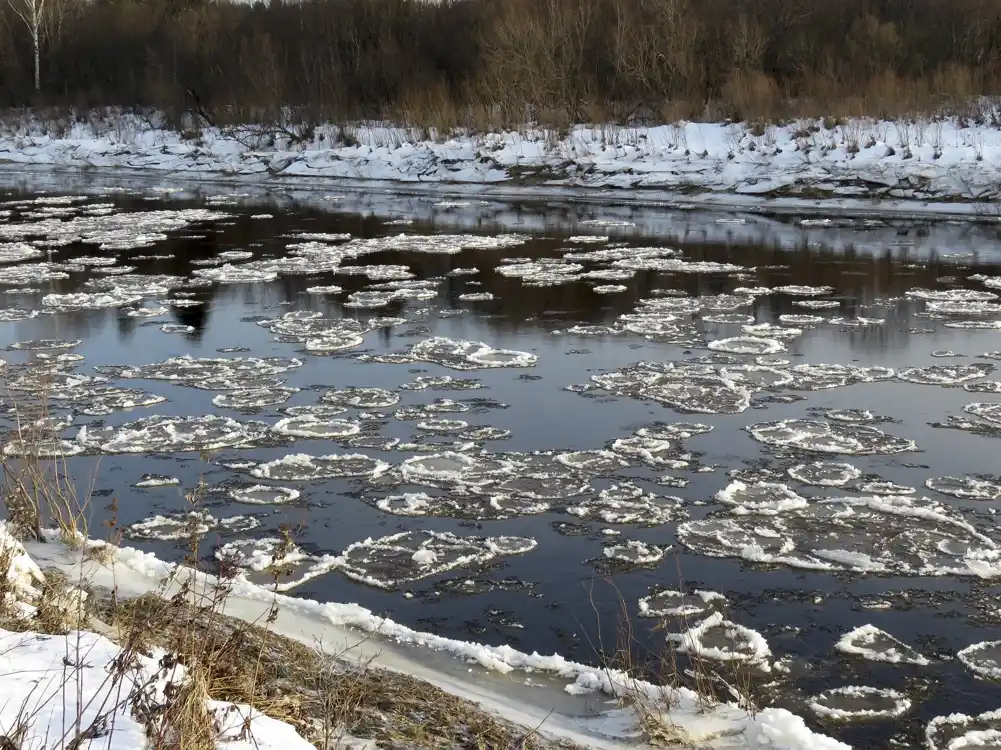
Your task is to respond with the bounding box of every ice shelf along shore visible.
[1,522,851,750]
[3,113,1001,210]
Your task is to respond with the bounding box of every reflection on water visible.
[4,179,1001,747]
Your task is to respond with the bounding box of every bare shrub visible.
[721,70,781,122]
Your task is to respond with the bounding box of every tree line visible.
[3,0,1001,127]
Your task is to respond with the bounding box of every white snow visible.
[12,528,851,750]
[0,523,314,750]
[3,113,1001,218]
[0,627,315,750]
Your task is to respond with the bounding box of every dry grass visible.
[579,561,764,748]
[99,593,581,750]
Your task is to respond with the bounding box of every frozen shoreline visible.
[2,525,850,750]
[0,114,1000,221]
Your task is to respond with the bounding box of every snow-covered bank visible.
[2,114,1001,211]
[2,523,850,750]
[0,627,319,750]
[0,526,320,750]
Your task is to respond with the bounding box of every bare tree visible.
[8,0,46,93]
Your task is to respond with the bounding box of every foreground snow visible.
[0,527,316,750]
[0,523,851,750]
[0,628,315,750]
[1,113,1000,208]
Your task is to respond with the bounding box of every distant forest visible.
[5,0,1001,126]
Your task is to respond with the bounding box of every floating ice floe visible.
[859,481,915,495]
[787,462,861,487]
[343,290,402,308]
[742,323,803,340]
[250,453,389,481]
[793,299,840,309]
[609,436,679,466]
[747,419,916,455]
[555,450,630,475]
[590,363,752,414]
[718,364,794,389]
[216,537,338,591]
[774,285,834,296]
[458,291,495,301]
[2,437,83,458]
[637,422,713,440]
[333,530,536,589]
[897,363,994,385]
[592,285,627,294]
[282,404,347,418]
[669,612,771,668]
[400,451,516,490]
[133,474,180,488]
[828,316,885,328]
[926,300,1001,316]
[228,484,300,505]
[305,285,344,294]
[321,387,399,409]
[717,481,809,515]
[160,323,194,334]
[944,319,1001,329]
[399,375,483,391]
[0,241,42,263]
[638,589,727,619]
[926,709,1001,750]
[568,483,686,525]
[808,686,910,721]
[826,409,877,423]
[127,510,260,541]
[835,625,930,665]
[958,640,1001,680]
[77,414,270,454]
[416,418,469,433]
[409,337,537,370]
[100,354,302,388]
[908,288,998,302]
[965,381,1001,393]
[192,263,278,283]
[708,336,786,355]
[42,289,144,310]
[337,263,413,281]
[925,476,1001,500]
[613,257,746,274]
[285,232,351,243]
[394,400,470,421]
[212,387,299,412]
[126,306,168,318]
[703,313,756,325]
[0,263,70,285]
[0,308,38,322]
[7,338,81,351]
[47,385,167,416]
[86,273,185,296]
[370,489,548,521]
[580,269,635,282]
[681,494,1001,577]
[778,314,825,326]
[495,472,590,501]
[272,415,361,439]
[602,540,669,566]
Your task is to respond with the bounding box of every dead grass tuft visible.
[100,594,581,750]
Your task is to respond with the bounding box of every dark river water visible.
[3,172,1001,748]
